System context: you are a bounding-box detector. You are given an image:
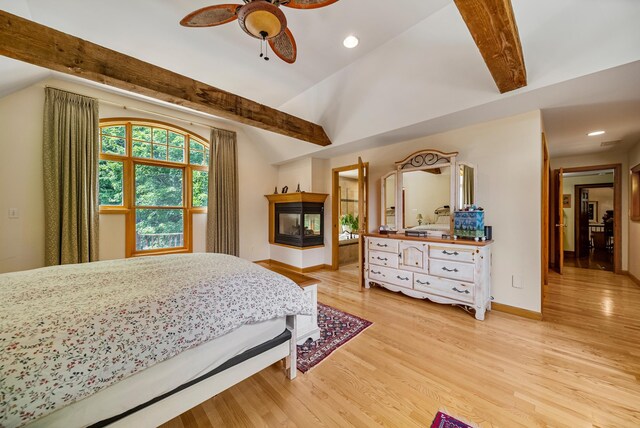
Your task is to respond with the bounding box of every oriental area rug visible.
[296,303,372,373]
[431,411,475,428]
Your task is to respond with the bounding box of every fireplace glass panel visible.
[279,213,301,236]
[304,213,321,236]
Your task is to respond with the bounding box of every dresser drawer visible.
[369,250,399,268]
[414,273,475,304]
[368,237,399,253]
[429,259,475,282]
[368,266,412,289]
[429,245,475,263]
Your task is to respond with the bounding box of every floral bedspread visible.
[0,254,312,427]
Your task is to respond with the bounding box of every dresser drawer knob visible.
[442,267,459,273]
[416,280,431,285]
[452,287,470,294]
[396,276,410,281]
[442,250,459,256]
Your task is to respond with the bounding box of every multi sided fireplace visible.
[265,192,329,248]
[275,202,324,247]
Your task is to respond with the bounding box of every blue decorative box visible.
[454,211,485,239]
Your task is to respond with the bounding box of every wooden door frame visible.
[541,134,549,312]
[573,183,613,259]
[331,163,369,270]
[552,168,565,274]
[557,164,622,273]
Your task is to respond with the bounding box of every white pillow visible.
[435,215,450,224]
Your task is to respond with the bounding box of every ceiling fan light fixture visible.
[587,130,605,137]
[343,35,359,49]
[238,2,287,40]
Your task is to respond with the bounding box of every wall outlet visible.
[8,208,19,219]
[512,275,524,289]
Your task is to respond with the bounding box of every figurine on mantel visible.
[296,183,301,193]
[282,186,288,194]
[273,186,278,194]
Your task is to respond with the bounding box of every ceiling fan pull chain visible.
[264,37,270,61]
[259,38,264,58]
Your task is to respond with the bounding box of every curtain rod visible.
[44,85,219,131]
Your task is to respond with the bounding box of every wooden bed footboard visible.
[107,317,298,427]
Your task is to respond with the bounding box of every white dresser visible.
[364,234,492,320]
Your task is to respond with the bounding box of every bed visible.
[0,254,312,428]
[409,214,451,232]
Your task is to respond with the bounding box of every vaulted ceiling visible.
[1,0,639,163]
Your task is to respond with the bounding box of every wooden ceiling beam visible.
[421,168,442,175]
[454,0,527,93]
[0,10,331,146]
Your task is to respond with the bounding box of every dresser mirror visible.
[382,150,458,233]
[457,162,477,209]
[401,166,453,230]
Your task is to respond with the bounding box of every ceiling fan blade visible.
[180,4,241,27]
[269,28,297,64]
[282,0,339,10]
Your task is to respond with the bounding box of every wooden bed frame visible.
[109,316,297,427]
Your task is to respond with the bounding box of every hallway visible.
[544,267,640,332]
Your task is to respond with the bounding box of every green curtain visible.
[462,165,474,206]
[43,88,100,266]
[207,128,239,256]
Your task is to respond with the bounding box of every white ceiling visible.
[1,0,640,163]
[16,0,449,107]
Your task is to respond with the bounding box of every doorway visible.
[550,165,621,274]
[569,183,614,270]
[331,162,368,270]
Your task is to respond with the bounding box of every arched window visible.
[98,119,209,257]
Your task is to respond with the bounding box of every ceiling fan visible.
[180,0,340,64]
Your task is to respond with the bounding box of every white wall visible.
[276,158,312,194]
[269,245,325,270]
[588,188,614,220]
[306,110,542,312]
[0,79,278,273]
[311,158,329,194]
[561,174,614,251]
[0,86,45,273]
[629,141,640,280]
[551,150,630,270]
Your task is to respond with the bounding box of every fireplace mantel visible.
[265,192,329,248]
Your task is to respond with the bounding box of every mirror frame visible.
[456,161,478,210]
[380,171,397,228]
[392,149,458,233]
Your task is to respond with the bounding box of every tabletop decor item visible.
[454,205,485,241]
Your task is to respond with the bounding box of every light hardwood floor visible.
[162,265,640,427]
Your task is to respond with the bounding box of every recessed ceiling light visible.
[343,35,359,49]
[588,130,605,137]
